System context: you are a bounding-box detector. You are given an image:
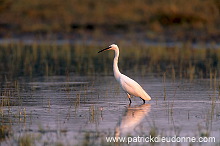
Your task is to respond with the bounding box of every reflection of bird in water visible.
[98,44,151,104]
[115,104,151,137]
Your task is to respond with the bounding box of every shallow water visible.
[0,75,220,145]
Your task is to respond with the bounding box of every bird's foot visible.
[141,98,145,104]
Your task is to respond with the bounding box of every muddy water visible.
[1,75,219,145]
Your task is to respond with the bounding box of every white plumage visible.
[98,44,151,104]
[119,74,151,101]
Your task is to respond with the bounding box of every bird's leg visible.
[141,97,145,104]
[126,93,132,104]
[128,98,132,107]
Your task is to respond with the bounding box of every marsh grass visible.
[163,72,166,101]
[0,125,10,141]
[89,105,101,123]
[74,93,81,109]
[0,42,219,81]
[18,134,33,146]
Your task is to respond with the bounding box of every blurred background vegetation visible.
[0,0,219,79]
[0,0,219,41]
[0,42,219,80]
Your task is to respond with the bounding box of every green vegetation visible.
[0,125,10,141]
[0,42,219,80]
[18,134,33,146]
[0,0,219,41]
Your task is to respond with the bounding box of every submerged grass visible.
[18,134,33,146]
[0,42,219,80]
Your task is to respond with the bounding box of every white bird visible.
[98,44,151,104]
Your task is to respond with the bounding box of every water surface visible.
[1,75,219,145]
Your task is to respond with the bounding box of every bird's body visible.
[98,44,151,104]
[119,74,151,101]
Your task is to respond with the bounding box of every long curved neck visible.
[113,48,121,81]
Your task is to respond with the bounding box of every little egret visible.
[98,44,151,104]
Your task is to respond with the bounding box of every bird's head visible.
[98,44,119,53]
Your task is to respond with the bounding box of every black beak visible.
[98,46,111,53]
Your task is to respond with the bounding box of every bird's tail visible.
[142,90,151,101]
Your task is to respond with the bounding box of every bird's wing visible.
[119,74,141,93]
[119,74,151,100]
